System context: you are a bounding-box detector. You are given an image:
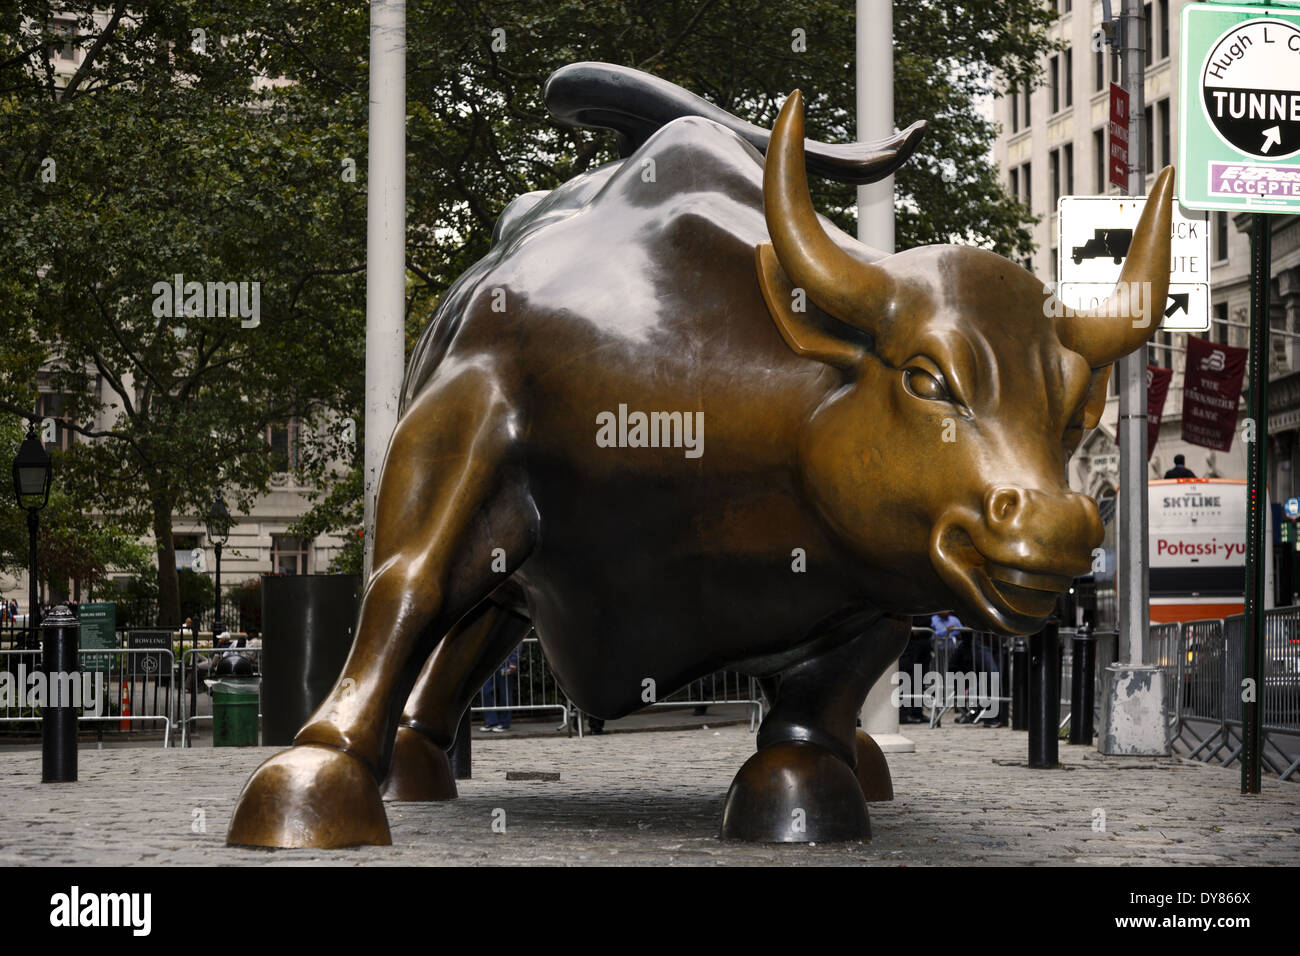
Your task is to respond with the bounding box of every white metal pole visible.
[1098,0,1168,755]
[857,0,912,753]
[1118,0,1149,669]
[363,0,407,579]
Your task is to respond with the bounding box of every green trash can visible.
[211,677,261,747]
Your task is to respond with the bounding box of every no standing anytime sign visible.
[1179,3,1300,212]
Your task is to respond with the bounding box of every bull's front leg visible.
[721,613,909,842]
[380,597,533,802]
[227,368,537,848]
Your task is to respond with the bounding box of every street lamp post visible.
[207,498,230,641]
[12,424,52,650]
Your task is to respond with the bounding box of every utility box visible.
[260,574,361,746]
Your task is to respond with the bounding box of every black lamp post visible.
[206,497,230,642]
[12,423,52,650]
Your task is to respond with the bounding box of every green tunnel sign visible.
[1181,3,1300,211]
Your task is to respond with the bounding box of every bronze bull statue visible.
[228,63,1173,847]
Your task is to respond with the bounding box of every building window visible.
[1050,55,1060,114]
[1010,87,1020,133]
[53,20,78,63]
[1158,99,1170,168]
[1063,143,1074,195]
[1064,0,1072,12]
[266,418,300,473]
[35,393,75,451]
[1144,104,1154,175]
[1051,247,1059,282]
[1024,85,1032,126]
[1064,48,1073,108]
[1094,129,1106,192]
[1094,47,1104,92]
[1050,149,1061,204]
[1022,162,1032,212]
[1144,3,1153,68]
[1213,302,1229,344]
[1010,167,1019,199]
[1159,0,1170,60]
[174,534,201,571]
[1214,212,1229,261]
[271,535,310,575]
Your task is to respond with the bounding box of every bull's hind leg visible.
[381,597,533,801]
[721,614,909,842]
[227,368,537,848]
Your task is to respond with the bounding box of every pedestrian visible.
[479,644,520,732]
[1163,454,1196,479]
[899,617,933,724]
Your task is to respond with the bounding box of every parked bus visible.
[1088,478,1271,628]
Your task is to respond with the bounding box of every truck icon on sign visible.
[1071,228,1133,265]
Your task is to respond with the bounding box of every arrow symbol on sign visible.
[1262,126,1282,153]
[1163,292,1190,319]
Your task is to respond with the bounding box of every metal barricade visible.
[1146,621,1182,746]
[180,646,262,747]
[928,628,1010,726]
[650,671,764,732]
[0,647,172,747]
[469,637,573,733]
[1176,618,1227,762]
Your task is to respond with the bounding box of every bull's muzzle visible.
[931,487,1104,633]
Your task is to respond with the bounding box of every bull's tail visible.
[543,62,926,186]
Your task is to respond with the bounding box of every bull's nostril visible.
[987,487,1022,524]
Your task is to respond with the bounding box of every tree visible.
[0,2,366,623]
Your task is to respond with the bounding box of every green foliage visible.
[0,2,366,621]
[1,1,1056,588]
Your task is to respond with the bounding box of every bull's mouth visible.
[982,564,1072,620]
[932,523,1082,634]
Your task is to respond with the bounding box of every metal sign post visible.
[1099,0,1170,757]
[1243,214,1270,793]
[1180,1,1300,793]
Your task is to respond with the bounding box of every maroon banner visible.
[1108,83,1130,189]
[1146,365,1172,458]
[1181,335,1247,452]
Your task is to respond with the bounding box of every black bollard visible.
[1011,639,1029,731]
[448,706,471,779]
[1069,627,1096,745]
[1028,622,1059,768]
[41,604,79,783]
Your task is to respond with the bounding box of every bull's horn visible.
[764,90,893,323]
[1057,166,1175,367]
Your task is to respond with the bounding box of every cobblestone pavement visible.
[1,723,1296,866]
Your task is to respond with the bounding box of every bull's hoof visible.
[720,741,870,843]
[381,726,457,802]
[227,744,392,849]
[854,729,894,802]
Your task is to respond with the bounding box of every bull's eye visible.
[903,366,949,402]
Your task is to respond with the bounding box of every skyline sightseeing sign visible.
[1179,3,1300,212]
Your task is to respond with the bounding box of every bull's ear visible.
[1082,363,1112,429]
[756,243,865,368]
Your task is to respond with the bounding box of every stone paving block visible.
[0,724,1295,865]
